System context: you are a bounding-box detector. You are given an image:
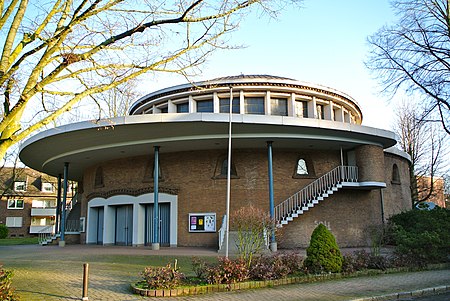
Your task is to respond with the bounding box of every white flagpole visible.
[225,86,233,258]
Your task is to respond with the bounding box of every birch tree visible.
[0,0,288,160]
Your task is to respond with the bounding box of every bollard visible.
[82,263,89,301]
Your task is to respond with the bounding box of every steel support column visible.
[152,146,160,250]
[55,174,62,234]
[267,141,277,252]
[59,162,69,247]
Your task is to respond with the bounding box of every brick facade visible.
[80,147,411,248]
[0,168,60,237]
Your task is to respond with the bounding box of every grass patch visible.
[0,237,39,245]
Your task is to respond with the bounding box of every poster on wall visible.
[188,213,216,232]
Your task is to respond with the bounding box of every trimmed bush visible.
[0,265,18,301]
[342,250,391,273]
[141,262,184,289]
[0,225,8,239]
[206,257,249,284]
[303,224,343,273]
[249,252,303,280]
[386,208,450,264]
[191,257,208,279]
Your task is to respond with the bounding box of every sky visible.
[144,0,399,131]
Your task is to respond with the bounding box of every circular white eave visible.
[19,113,397,181]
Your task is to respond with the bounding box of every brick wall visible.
[383,154,412,218]
[80,146,411,248]
[0,197,32,237]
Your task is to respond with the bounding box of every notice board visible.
[188,213,216,232]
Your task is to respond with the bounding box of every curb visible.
[351,285,450,301]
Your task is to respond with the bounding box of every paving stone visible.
[1,245,449,301]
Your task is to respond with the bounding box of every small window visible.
[271,98,288,116]
[213,156,238,179]
[14,181,26,192]
[160,106,168,113]
[153,163,162,179]
[295,101,308,118]
[296,159,308,175]
[219,97,240,113]
[94,167,104,188]
[176,103,189,113]
[316,104,324,120]
[244,97,265,115]
[7,199,24,209]
[293,157,315,178]
[42,182,54,193]
[220,159,237,176]
[196,100,213,112]
[142,160,163,182]
[6,217,22,227]
[392,164,400,184]
[32,199,56,208]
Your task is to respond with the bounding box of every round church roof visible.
[129,74,363,123]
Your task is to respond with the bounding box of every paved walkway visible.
[1,245,449,301]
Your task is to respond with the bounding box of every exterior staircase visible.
[275,165,358,227]
[38,226,60,245]
[38,193,80,245]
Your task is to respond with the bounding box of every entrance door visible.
[145,203,170,247]
[97,207,104,245]
[115,205,133,246]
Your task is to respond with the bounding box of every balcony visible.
[31,208,57,216]
[30,225,55,234]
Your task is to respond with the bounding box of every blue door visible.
[145,203,170,246]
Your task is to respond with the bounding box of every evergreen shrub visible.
[387,208,450,264]
[303,224,343,273]
[0,225,8,239]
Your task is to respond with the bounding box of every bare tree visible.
[367,0,450,134]
[0,0,293,160]
[394,101,448,207]
[89,77,142,119]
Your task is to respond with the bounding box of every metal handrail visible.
[65,220,81,232]
[274,166,358,225]
[37,225,55,245]
[218,215,227,250]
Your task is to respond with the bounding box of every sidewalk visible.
[1,245,449,301]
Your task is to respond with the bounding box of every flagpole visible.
[225,86,233,258]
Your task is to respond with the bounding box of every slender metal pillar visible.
[267,141,277,252]
[55,174,62,234]
[59,162,69,247]
[152,146,160,250]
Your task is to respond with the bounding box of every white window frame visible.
[42,182,54,193]
[6,216,23,227]
[32,199,56,208]
[7,199,24,209]
[14,181,26,192]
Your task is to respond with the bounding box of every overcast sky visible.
[144,0,400,131]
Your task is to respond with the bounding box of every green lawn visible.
[0,237,39,245]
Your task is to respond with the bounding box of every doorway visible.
[115,205,133,245]
[145,203,170,246]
